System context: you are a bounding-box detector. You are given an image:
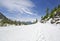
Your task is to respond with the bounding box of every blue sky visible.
[0,0,60,21]
[31,0,60,16]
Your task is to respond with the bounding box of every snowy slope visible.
[0,22,60,41]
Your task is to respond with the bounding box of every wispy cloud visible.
[0,0,35,15]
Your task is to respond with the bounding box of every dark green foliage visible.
[35,19,38,23]
[46,8,49,14]
[0,12,21,26]
[0,19,21,26]
[41,8,49,20]
[0,12,36,26]
[21,22,28,25]
[0,12,7,19]
[58,5,60,8]
[49,7,57,18]
[41,4,60,23]
[42,5,60,20]
[42,14,48,20]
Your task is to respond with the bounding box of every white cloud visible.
[0,0,35,15]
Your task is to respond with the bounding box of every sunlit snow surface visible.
[0,22,60,41]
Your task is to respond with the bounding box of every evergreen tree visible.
[49,7,57,18]
[41,8,49,20]
[58,5,60,8]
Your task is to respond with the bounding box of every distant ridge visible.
[0,12,37,26]
[0,12,7,19]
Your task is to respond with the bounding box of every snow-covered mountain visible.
[0,12,37,26]
[40,5,60,24]
[51,12,60,24]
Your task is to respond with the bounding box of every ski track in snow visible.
[0,22,60,41]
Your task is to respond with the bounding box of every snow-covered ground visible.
[0,22,60,41]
